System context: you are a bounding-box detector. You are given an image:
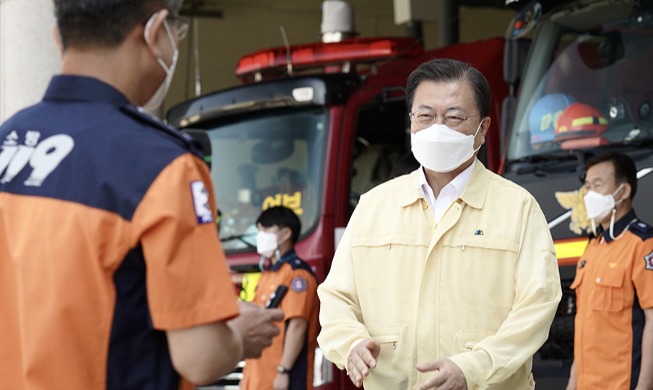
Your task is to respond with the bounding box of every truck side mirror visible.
[500,95,517,159]
[501,37,530,159]
[503,37,531,88]
[182,128,213,169]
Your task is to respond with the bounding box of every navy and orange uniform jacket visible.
[571,209,653,390]
[241,249,319,390]
[0,75,239,390]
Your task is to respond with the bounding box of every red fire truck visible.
[167,35,506,388]
[500,0,653,380]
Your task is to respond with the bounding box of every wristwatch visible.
[277,365,291,374]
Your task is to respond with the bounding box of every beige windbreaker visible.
[317,161,562,389]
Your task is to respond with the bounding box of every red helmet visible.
[555,102,608,142]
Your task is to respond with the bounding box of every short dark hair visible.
[54,0,183,49]
[406,58,492,118]
[257,206,302,245]
[585,152,637,200]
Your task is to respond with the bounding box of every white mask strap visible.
[612,183,626,206]
[144,12,177,71]
[471,120,483,153]
[473,119,483,137]
[609,208,617,240]
[144,11,160,46]
[259,256,266,272]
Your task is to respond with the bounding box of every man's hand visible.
[227,301,284,359]
[347,338,380,388]
[416,358,467,390]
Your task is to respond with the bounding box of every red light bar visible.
[235,37,423,82]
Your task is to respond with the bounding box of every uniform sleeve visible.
[132,153,239,330]
[632,238,653,309]
[448,197,563,389]
[282,269,318,321]
[317,205,371,370]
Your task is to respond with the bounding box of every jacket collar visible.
[267,249,299,271]
[399,159,489,210]
[596,208,638,243]
[44,75,130,107]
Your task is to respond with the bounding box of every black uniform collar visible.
[268,249,299,271]
[44,75,130,107]
[597,209,638,243]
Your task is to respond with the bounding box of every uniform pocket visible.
[373,334,400,348]
[351,235,427,321]
[590,268,625,312]
[364,325,410,388]
[452,330,494,354]
[443,236,520,254]
[441,236,519,311]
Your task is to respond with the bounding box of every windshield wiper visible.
[510,150,584,175]
[220,233,256,248]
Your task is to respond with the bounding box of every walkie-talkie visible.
[265,285,288,308]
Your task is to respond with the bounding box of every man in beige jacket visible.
[317,58,562,390]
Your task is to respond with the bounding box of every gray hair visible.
[405,58,492,118]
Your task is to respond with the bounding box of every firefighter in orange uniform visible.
[241,206,319,390]
[0,1,283,389]
[567,152,653,390]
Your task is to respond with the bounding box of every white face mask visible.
[583,184,624,222]
[411,121,482,173]
[143,15,179,112]
[256,231,279,259]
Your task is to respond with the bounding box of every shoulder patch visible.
[645,251,653,271]
[120,105,195,149]
[287,257,317,278]
[630,220,653,241]
[190,181,214,224]
[290,276,308,293]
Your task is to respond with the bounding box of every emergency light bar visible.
[235,37,422,83]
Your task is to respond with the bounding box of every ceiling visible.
[180,0,510,18]
[459,0,507,7]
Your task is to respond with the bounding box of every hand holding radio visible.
[229,301,284,359]
[265,285,289,309]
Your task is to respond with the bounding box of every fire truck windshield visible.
[205,107,328,252]
[507,8,653,164]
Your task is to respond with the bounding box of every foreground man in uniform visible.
[567,152,653,390]
[0,1,282,389]
[317,58,562,389]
